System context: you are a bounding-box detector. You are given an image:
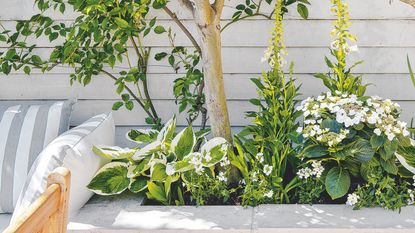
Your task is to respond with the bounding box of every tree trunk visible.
[192,0,233,144]
[401,0,415,7]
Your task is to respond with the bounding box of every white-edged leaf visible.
[132,141,161,161]
[157,116,176,143]
[171,125,196,160]
[201,137,229,167]
[92,145,136,160]
[129,176,149,193]
[396,139,415,174]
[126,129,159,144]
[87,162,129,195]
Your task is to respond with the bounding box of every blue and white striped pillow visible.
[0,101,73,213]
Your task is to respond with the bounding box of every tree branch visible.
[101,69,154,118]
[163,6,202,52]
[193,0,215,25]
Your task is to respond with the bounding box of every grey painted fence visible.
[0,0,414,146]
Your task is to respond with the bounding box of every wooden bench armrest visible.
[4,167,71,233]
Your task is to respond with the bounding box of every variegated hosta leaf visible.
[151,163,167,181]
[171,125,196,160]
[174,156,195,173]
[87,162,129,195]
[396,140,415,174]
[92,145,136,160]
[201,137,229,167]
[127,157,151,178]
[157,116,176,144]
[132,140,161,161]
[126,129,159,144]
[129,176,149,193]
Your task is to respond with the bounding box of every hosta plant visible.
[296,91,415,209]
[87,116,233,205]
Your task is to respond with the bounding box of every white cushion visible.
[11,113,114,222]
[0,214,12,232]
[0,101,73,213]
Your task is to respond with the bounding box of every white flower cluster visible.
[346,193,360,206]
[217,172,228,183]
[189,152,203,174]
[256,152,264,163]
[330,40,359,54]
[263,165,273,176]
[296,92,409,146]
[264,190,274,198]
[297,161,325,179]
[220,156,230,167]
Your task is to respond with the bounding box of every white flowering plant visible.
[231,0,302,206]
[296,91,415,204]
[87,116,234,205]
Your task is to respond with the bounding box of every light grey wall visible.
[0,0,414,146]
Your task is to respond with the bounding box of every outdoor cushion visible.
[0,100,73,213]
[0,214,12,232]
[11,113,115,222]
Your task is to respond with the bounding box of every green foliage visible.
[295,92,415,209]
[231,0,302,206]
[88,116,233,205]
[315,0,367,96]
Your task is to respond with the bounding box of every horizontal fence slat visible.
[68,99,415,127]
[0,47,413,74]
[1,19,414,48]
[1,0,414,20]
[1,74,415,100]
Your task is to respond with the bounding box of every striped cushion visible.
[11,113,114,222]
[0,101,73,213]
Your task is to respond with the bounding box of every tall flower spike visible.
[263,0,286,73]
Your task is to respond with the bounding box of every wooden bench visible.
[4,167,71,233]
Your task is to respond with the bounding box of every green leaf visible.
[407,55,415,88]
[129,176,149,193]
[155,52,167,61]
[0,34,7,42]
[5,49,16,60]
[350,139,375,163]
[154,25,166,34]
[171,125,196,160]
[151,163,167,181]
[321,119,342,133]
[297,3,309,19]
[127,129,158,144]
[325,167,350,200]
[370,134,386,149]
[87,162,129,195]
[92,145,135,160]
[114,17,129,28]
[112,101,123,110]
[147,181,167,204]
[23,66,31,75]
[303,144,328,158]
[380,159,398,175]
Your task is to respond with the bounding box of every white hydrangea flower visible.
[346,193,360,206]
[374,128,382,136]
[264,190,274,198]
[263,165,273,176]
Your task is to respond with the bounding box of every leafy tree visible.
[0,0,309,140]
